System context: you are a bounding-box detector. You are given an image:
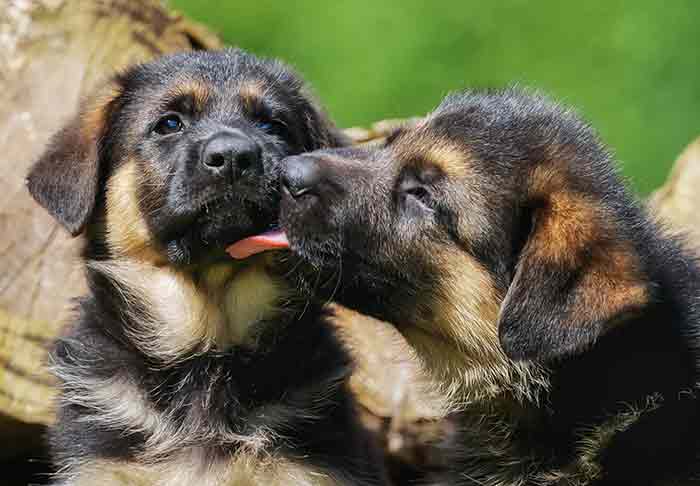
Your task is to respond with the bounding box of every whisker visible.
[325,251,342,306]
[297,268,321,322]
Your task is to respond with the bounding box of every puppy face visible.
[27,48,343,266]
[280,89,652,395]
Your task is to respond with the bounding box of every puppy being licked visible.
[279,88,700,484]
[27,49,387,486]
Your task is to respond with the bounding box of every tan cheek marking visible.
[105,162,166,264]
[393,130,495,245]
[402,249,546,406]
[392,129,495,246]
[429,249,502,350]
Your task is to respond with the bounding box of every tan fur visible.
[54,370,186,460]
[393,130,495,249]
[239,80,266,114]
[103,159,291,360]
[528,190,599,266]
[88,254,289,362]
[330,304,451,419]
[375,129,656,483]
[393,131,471,178]
[53,367,278,463]
[45,53,364,486]
[170,79,212,112]
[219,258,292,344]
[424,140,471,178]
[401,249,548,409]
[61,454,348,486]
[59,374,160,436]
[105,162,165,264]
[525,164,650,329]
[359,129,552,406]
[80,82,122,142]
[575,245,649,329]
[528,163,566,194]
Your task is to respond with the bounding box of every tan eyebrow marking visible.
[239,80,267,114]
[169,79,211,111]
[393,129,471,178]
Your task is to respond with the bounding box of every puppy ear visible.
[26,84,121,236]
[497,167,651,362]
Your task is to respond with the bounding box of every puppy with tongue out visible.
[227,230,290,259]
[27,49,386,486]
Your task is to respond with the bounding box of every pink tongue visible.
[226,230,290,260]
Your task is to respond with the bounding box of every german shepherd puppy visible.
[278,88,700,484]
[27,49,386,485]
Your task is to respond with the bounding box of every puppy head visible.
[280,88,652,370]
[27,48,344,266]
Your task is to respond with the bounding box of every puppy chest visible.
[66,452,346,486]
[216,262,290,345]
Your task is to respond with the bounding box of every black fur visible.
[27,49,385,485]
[279,88,700,484]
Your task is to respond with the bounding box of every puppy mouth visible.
[162,193,286,265]
[226,229,290,260]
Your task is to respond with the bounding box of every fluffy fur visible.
[279,88,700,484]
[27,49,386,485]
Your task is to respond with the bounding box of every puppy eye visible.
[405,186,432,206]
[400,180,434,214]
[256,119,288,138]
[405,186,431,202]
[153,114,184,135]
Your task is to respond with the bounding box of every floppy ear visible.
[497,169,651,362]
[26,84,121,236]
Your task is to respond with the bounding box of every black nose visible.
[282,155,322,198]
[201,130,261,177]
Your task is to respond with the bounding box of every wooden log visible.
[649,136,700,247]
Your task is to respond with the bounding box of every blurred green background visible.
[171,0,699,194]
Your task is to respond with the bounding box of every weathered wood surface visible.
[649,137,700,248]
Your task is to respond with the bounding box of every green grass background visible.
[170,0,699,194]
